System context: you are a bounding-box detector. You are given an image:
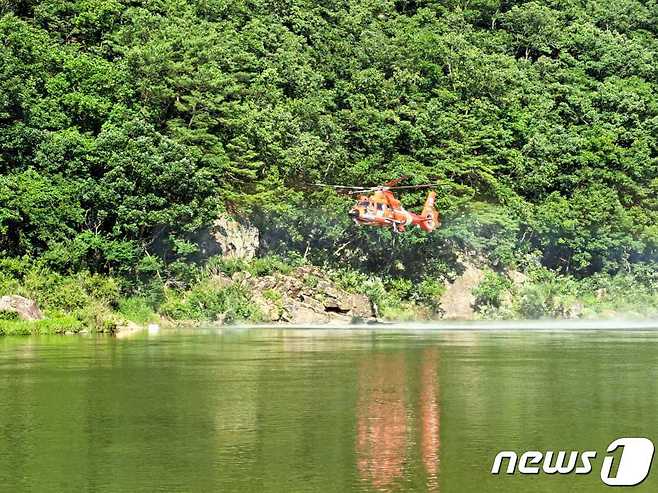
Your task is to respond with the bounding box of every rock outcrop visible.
[0,295,44,321]
[235,266,375,324]
[439,263,485,319]
[507,270,528,288]
[210,216,259,260]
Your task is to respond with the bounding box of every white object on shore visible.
[147,324,161,335]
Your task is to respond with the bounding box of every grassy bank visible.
[0,257,124,335]
[0,255,656,336]
[0,315,84,336]
[473,267,658,320]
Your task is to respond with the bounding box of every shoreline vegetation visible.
[1,253,657,336]
[1,1,658,335]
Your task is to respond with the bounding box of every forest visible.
[1,0,657,330]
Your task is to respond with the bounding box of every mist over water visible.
[229,318,658,331]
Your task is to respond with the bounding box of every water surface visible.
[1,327,657,492]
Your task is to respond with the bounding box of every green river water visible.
[1,326,657,492]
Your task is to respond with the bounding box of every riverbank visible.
[1,255,657,336]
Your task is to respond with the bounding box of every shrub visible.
[379,302,424,321]
[473,271,512,309]
[303,275,319,288]
[0,271,22,296]
[412,278,446,308]
[516,269,580,318]
[385,278,414,301]
[81,274,121,307]
[331,269,372,293]
[205,257,248,277]
[0,320,33,336]
[577,271,658,317]
[75,303,118,333]
[165,260,203,288]
[38,316,85,334]
[0,311,19,321]
[0,257,31,279]
[517,284,550,319]
[248,255,296,276]
[23,269,90,311]
[160,282,261,323]
[262,289,282,303]
[118,297,157,324]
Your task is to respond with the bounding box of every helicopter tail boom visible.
[418,191,440,232]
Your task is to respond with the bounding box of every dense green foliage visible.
[1,0,657,309]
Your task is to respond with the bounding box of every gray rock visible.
[439,263,485,319]
[567,302,584,319]
[211,216,259,260]
[251,293,282,322]
[0,295,44,321]
[341,293,372,318]
[288,303,329,324]
[507,270,528,287]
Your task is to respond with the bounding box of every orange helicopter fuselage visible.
[348,190,440,233]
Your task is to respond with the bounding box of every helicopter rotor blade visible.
[308,181,446,194]
[346,189,376,195]
[311,183,373,190]
[385,184,441,190]
[344,184,443,194]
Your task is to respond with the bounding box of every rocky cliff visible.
[212,266,375,324]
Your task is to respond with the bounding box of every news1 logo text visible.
[491,437,654,486]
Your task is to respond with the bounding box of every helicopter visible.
[313,177,441,233]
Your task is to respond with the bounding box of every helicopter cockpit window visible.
[358,200,369,207]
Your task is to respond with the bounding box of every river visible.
[0,326,657,492]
